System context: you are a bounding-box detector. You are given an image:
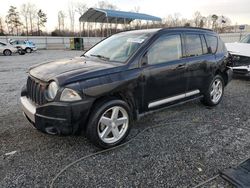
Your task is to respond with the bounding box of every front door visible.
[141,34,189,111]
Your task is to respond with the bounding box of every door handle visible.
[175,64,186,69]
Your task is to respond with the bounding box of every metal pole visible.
[116,18,118,33]
[79,22,81,37]
[106,17,109,37]
[124,18,126,31]
[95,22,97,37]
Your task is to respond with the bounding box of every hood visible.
[29,57,123,84]
[225,43,250,57]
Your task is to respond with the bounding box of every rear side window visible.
[206,35,218,53]
[147,35,182,65]
[185,34,203,57]
[217,37,227,53]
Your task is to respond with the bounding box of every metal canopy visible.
[79,8,162,24]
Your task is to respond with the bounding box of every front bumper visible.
[226,67,233,85]
[232,65,250,76]
[32,47,37,51]
[20,95,93,135]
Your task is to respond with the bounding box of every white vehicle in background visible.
[10,40,37,53]
[226,34,250,76]
[0,42,18,56]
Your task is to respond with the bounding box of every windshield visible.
[85,32,152,63]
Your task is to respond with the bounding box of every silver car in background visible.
[10,40,37,53]
[0,42,18,56]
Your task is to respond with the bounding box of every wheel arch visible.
[215,69,228,86]
[90,91,138,121]
[3,49,12,55]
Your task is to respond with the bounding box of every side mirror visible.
[208,47,213,54]
[141,52,148,66]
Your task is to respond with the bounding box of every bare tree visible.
[58,11,66,32]
[193,11,202,27]
[75,1,88,36]
[0,16,4,35]
[20,4,30,35]
[27,3,37,34]
[68,2,75,32]
[131,6,141,29]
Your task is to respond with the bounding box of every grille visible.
[26,77,47,105]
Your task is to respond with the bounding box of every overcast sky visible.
[1,0,249,31]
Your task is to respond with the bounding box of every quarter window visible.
[185,34,203,57]
[206,35,218,53]
[147,35,182,65]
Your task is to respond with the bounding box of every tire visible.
[86,99,131,149]
[18,49,26,55]
[3,49,12,56]
[25,48,32,53]
[201,74,224,106]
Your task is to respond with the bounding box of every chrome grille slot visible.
[26,77,47,105]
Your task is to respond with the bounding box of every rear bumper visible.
[20,94,93,135]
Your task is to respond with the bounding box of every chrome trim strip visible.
[20,96,36,122]
[185,90,200,97]
[148,90,200,109]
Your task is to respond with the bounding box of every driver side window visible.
[147,35,182,65]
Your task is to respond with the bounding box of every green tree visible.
[211,14,218,30]
[6,6,22,35]
[37,9,47,35]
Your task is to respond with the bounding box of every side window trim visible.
[200,34,209,55]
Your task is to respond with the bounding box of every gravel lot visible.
[0,50,250,188]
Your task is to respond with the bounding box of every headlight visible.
[60,88,82,101]
[47,81,59,100]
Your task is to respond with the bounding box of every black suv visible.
[21,28,232,148]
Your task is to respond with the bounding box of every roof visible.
[79,8,162,24]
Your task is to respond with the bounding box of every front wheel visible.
[86,100,131,149]
[201,75,224,106]
[25,48,32,53]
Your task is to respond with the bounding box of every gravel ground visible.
[0,50,250,188]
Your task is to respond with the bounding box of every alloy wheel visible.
[210,78,223,104]
[97,106,129,144]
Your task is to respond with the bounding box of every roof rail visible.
[161,27,213,32]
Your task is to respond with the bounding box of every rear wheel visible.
[86,99,131,148]
[201,75,224,106]
[3,49,12,56]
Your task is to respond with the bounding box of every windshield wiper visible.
[90,54,110,61]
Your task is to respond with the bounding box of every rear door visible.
[183,33,216,93]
